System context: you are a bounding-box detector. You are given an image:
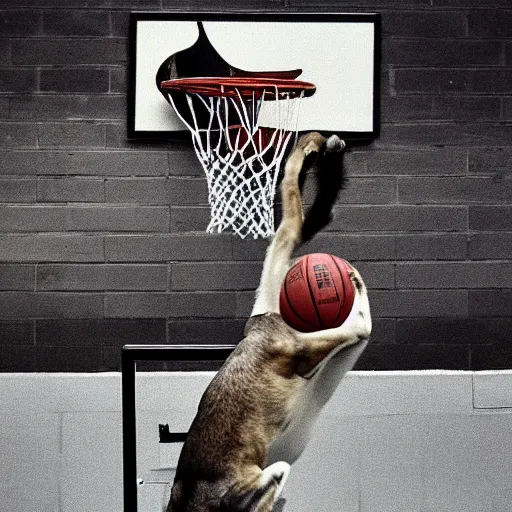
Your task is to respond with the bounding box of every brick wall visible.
[0,0,510,372]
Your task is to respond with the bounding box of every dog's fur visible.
[167,132,372,512]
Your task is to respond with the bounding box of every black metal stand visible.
[121,344,235,512]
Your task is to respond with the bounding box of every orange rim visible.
[160,77,316,99]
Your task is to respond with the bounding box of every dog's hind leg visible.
[261,461,290,502]
[219,462,290,512]
[251,133,326,317]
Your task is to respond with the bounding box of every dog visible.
[167,132,372,512]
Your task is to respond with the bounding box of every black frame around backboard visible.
[121,344,235,512]
[128,11,381,141]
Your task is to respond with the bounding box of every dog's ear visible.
[219,463,290,512]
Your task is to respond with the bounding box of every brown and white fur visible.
[167,132,372,512]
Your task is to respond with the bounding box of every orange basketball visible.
[279,253,355,333]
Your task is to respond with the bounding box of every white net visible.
[168,87,306,239]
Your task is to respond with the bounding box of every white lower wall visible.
[1,371,511,512]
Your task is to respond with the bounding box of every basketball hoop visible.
[161,77,316,239]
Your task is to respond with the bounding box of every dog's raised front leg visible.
[251,132,327,317]
[266,270,371,465]
[294,269,372,377]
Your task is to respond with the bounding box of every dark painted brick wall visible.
[0,0,511,372]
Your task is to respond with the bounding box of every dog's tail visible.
[301,135,347,243]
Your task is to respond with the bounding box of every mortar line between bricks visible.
[392,65,512,71]
[8,34,127,40]
[0,64,123,70]
[384,35,510,42]
[466,205,470,252]
[379,121,511,128]
[165,318,170,344]
[387,92,512,98]
[35,67,41,93]
[4,92,126,99]
[108,11,113,38]
[101,124,107,149]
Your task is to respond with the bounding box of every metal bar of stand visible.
[121,344,235,512]
[122,348,137,512]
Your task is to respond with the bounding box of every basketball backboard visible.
[128,12,380,141]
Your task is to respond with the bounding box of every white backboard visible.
[129,13,380,140]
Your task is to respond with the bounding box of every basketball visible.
[279,253,355,333]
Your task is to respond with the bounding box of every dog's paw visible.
[349,271,364,292]
[326,135,346,153]
[261,461,290,497]
[297,132,326,156]
[348,270,372,340]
